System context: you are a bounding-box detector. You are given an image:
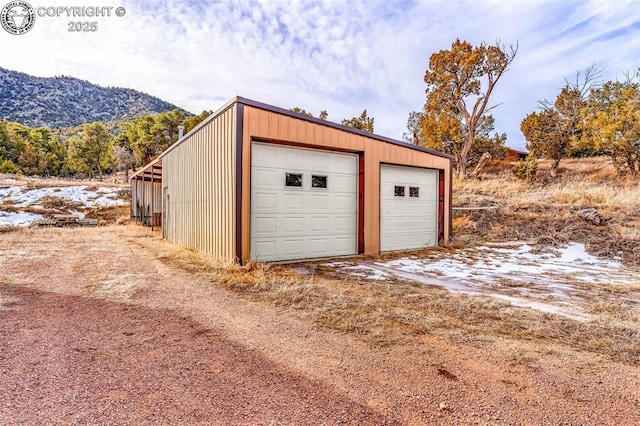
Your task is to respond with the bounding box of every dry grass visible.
[455,157,640,265]
[86,273,148,301]
[39,195,83,211]
[117,226,640,365]
[84,204,130,223]
[3,158,639,366]
[0,200,18,213]
[0,173,127,189]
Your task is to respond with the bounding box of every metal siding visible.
[162,105,237,261]
[240,106,452,262]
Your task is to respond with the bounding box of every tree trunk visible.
[454,152,464,177]
[468,152,492,179]
[458,120,476,178]
[550,158,561,177]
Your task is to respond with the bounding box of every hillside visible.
[0,67,186,128]
[453,156,640,265]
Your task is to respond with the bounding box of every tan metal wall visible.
[162,104,237,260]
[240,105,452,263]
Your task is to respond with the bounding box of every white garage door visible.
[380,164,438,252]
[250,142,358,261]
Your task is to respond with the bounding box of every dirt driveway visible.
[1,226,640,425]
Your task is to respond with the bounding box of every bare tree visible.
[113,145,137,181]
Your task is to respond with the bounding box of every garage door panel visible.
[329,174,357,192]
[280,239,303,255]
[382,217,434,233]
[334,194,356,210]
[252,168,279,188]
[334,235,356,254]
[310,216,329,232]
[380,164,438,252]
[281,150,304,168]
[283,193,305,210]
[383,201,436,217]
[252,144,278,166]
[310,193,330,210]
[253,216,277,235]
[253,241,276,258]
[283,216,305,233]
[304,151,330,170]
[334,215,355,232]
[253,192,277,211]
[309,238,329,255]
[251,142,358,261]
[330,155,358,174]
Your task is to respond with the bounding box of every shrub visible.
[512,155,538,184]
[0,159,21,174]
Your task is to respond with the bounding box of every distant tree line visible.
[0,109,211,180]
[290,107,375,133]
[521,65,640,176]
[404,39,640,180]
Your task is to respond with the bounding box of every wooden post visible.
[151,166,154,230]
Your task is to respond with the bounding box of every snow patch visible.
[0,183,126,227]
[0,211,44,227]
[325,242,640,320]
[0,185,125,208]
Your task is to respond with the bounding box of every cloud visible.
[1,0,639,147]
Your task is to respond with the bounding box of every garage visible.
[380,164,438,252]
[250,142,358,261]
[131,96,452,264]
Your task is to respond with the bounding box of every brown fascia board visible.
[235,96,455,161]
[509,148,529,155]
[129,157,162,181]
[145,95,454,167]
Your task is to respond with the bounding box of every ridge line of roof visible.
[150,96,454,164]
[235,96,454,160]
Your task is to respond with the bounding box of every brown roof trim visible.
[129,157,162,181]
[150,95,454,164]
[508,148,529,155]
[236,96,455,160]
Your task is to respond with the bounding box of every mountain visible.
[0,67,187,128]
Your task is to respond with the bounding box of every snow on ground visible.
[326,243,640,320]
[0,211,44,227]
[0,185,125,208]
[382,243,635,286]
[0,183,127,227]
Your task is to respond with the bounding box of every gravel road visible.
[1,226,640,425]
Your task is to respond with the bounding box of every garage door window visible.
[410,187,420,197]
[285,173,303,187]
[312,175,327,189]
[394,185,405,197]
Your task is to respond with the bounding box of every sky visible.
[2,0,639,150]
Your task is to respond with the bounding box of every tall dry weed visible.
[453,158,640,265]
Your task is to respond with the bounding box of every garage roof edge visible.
[158,97,238,160]
[152,96,454,163]
[235,96,455,160]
